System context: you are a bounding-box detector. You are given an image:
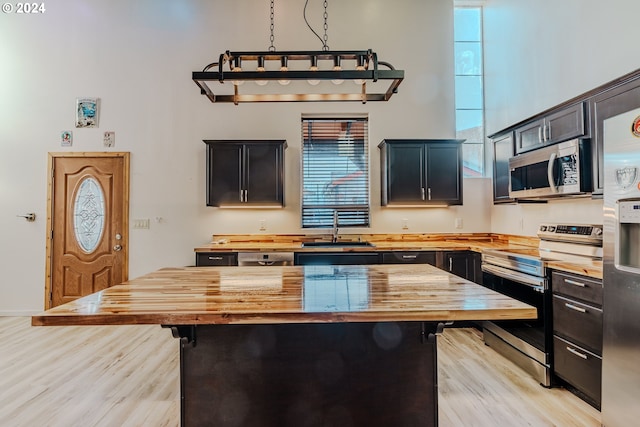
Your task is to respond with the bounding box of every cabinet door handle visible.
[546,123,551,141]
[421,188,426,201]
[566,346,588,360]
[564,279,586,287]
[565,303,587,313]
[240,190,244,202]
[244,189,248,202]
[428,188,432,200]
[449,258,453,271]
[208,256,223,260]
[402,255,417,259]
[538,127,543,143]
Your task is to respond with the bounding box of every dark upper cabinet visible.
[491,131,515,203]
[590,74,640,196]
[379,139,463,206]
[205,140,286,207]
[515,102,587,154]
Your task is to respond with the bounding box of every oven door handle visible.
[481,263,546,292]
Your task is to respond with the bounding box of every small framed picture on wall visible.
[76,97,99,128]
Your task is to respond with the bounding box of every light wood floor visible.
[0,317,601,426]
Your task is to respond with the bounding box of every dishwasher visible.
[237,252,295,266]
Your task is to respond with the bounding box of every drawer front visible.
[294,252,381,265]
[382,251,436,265]
[196,252,238,266]
[552,271,602,306]
[553,335,601,407]
[553,295,602,353]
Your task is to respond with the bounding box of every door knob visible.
[113,244,122,251]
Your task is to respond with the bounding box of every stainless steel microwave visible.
[508,139,592,199]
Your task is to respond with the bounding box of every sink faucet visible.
[332,210,339,243]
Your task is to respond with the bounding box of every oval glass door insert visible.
[73,177,106,253]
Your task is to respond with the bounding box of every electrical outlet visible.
[259,219,267,231]
[133,218,150,229]
[401,218,409,230]
[455,218,463,229]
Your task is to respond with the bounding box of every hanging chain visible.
[269,0,276,52]
[322,0,329,51]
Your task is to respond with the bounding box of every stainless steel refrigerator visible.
[602,107,640,427]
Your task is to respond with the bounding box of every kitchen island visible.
[33,264,536,427]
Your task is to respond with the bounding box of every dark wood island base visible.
[168,322,442,427]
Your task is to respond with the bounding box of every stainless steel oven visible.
[481,223,603,387]
[509,138,592,199]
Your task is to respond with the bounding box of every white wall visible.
[483,0,640,135]
[1,0,490,314]
[483,0,640,235]
[7,1,631,314]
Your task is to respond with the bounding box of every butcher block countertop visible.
[32,264,537,327]
[195,233,538,252]
[194,233,603,279]
[545,259,602,279]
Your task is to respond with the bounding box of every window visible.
[454,6,485,177]
[301,116,370,228]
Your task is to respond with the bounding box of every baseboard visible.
[0,310,39,317]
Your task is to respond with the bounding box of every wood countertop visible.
[32,264,537,327]
[194,233,538,253]
[193,233,602,279]
[545,259,603,279]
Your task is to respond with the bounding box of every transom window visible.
[301,116,370,228]
[455,5,485,177]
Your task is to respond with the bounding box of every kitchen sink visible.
[301,241,375,248]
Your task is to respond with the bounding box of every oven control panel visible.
[538,223,603,244]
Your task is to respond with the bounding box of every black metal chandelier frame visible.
[192,49,405,104]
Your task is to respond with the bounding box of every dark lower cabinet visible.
[440,251,482,284]
[554,336,602,408]
[195,252,238,266]
[294,252,381,265]
[471,252,483,286]
[381,251,437,266]
[551,270,603,409]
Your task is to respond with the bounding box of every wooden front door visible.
[46,153,130,308]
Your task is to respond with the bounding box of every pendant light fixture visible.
[192,0,404,105]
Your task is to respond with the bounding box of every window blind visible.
[301,117,370,228]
